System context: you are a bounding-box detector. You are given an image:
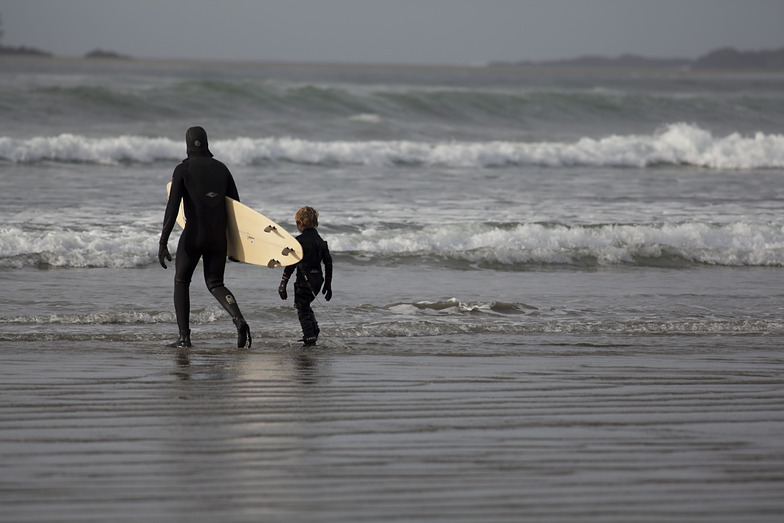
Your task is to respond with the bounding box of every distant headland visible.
[83,49,132,60]
[0,44,52,57]
[1,43,783,70]
[490,47,784,71]
[0,45,131,60]
[690,47,784,70]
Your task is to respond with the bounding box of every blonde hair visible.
[295,206,319,229]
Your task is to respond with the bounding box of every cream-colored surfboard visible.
[166,182,302,268]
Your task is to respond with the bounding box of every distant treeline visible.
[491,47,784,71]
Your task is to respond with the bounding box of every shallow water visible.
[3,263,784,521]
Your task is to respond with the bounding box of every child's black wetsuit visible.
[282,228,333,343]
[160,130,248,345]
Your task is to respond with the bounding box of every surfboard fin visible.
[282,247,295,256]
[264,225,277,233]
[267,259,281,268]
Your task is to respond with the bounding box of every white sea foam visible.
[2,123,783,169]
[0,225,157,268]
[0,134,180,164]
[3,220,783,269]
[329,221,784,267]
[0,307,230,326]
[348,113,383,124]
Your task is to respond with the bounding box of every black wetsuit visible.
[282,228,333,342]
[160,130,247,343]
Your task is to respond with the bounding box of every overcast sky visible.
[2,0,783,65]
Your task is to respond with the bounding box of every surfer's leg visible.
[171,243,199,347]
[204,252,251,349]
[208,283,252,349]
[294,284,318,345]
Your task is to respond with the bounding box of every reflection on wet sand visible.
[1,340,783,522]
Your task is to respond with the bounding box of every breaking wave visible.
[3,220,784,269]
[330,221,784,268]
[2,123,783,169]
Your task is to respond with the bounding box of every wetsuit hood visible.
[185,126,213,157]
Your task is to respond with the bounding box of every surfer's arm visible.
[160,167,185,245]
[227,174,240,202]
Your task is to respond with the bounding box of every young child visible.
[278,206,333,346]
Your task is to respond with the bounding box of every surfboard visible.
[166,182,302,268]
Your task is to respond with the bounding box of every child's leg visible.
[294,284,319,344]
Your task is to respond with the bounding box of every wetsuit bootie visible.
[169,330,192,348]
[234,317,252,349]
[302,335,317,347]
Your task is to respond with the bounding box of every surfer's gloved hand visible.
[322,278,332,301]
[278,274,290,300]
[158,241,172,269]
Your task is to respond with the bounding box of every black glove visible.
[322,279,332,301]
[278,275,289,300]
[158,242,172,269]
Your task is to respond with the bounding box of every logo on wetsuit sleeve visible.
[226,294,235,304]
[206,192,218,198]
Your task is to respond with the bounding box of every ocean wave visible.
[0,300,518,327]
[12,79,784,130]
[2,303,780,341]
[387,298,531,316]
[4,319,779,344]
[2,124,783,169]
[0,225,157,269]
[0,134,180,164]
[3,220,784,269]
[0,308,227,326]
[346,319,783,339]
[330,221,784,268]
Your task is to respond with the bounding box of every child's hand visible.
[278,276,289,300]
[322,279,332,301]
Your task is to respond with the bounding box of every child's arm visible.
[278,265,295,300]
[278,265,293,300]
[322,242,333,301]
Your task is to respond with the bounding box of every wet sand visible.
[1,337,783,522]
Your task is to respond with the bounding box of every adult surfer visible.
[158,126,251,349]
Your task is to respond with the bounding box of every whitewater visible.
[1,56,783,522]
[3,123,784,168]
